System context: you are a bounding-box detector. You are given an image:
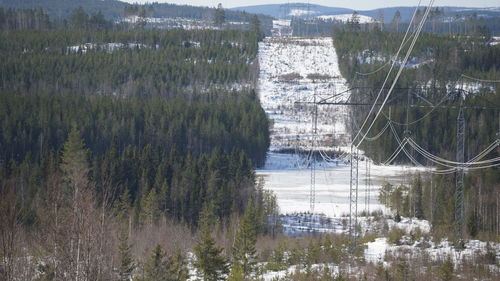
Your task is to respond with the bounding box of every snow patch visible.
[317,14,377,24]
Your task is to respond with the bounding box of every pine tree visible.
[231,200,257,278]
[169,249,189,281]
[142,244,169,281]
[227,263,244,281]
[193,204,228,281]
[413,175,424,219]
[61,127,90,196]
[117,232,134,281]
[140,188,160,225]
[215,3,225,27]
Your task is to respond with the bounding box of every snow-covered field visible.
[258,153,425,218]
[67,42,150,54]
[317,14,377,23]
[257,36,424,219]
[258,37,351,151]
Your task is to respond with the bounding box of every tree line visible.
[0,7,276,280]
[333,30,499,240]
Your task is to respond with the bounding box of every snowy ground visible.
[365,237,500,268]
[256,36,500,273]
[317,14,377,23]
[258,153,425,219]
[257,35,426,223]
[258,37,351,151]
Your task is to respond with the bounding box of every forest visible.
[0,7,275,281]
[333,29,499,240]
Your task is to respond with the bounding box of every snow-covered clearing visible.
[258,37,350,151]
[258,152,425,219]
[257,36,429,231]
[256,36,499,271]
[317,14,377,24]
[67,42,150,53]
[365,237,500,267]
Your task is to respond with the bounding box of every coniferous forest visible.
[0,7,275,281]
[333,29,500,240]
[1,4,500,281]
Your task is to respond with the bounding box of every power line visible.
[462,74,500,83]
[354,0,435,149]
[350,0,425,147]
[355,33,417,76]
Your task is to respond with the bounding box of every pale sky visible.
[122,0,500,10]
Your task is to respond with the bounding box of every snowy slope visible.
[257,37,429,218]
[258,37,351,152]
[317,14,377,23]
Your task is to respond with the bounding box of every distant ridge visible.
[230,3,500,22]
[0,0,274,23]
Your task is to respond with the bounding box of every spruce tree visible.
[61,127,90,196]
[142,244,169,281]
[117,232,134,281]
[231,200,257,278]
[193,203,228,281]
[169,249,189,281]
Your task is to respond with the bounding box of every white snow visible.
[364,237,500,268]
[365,238,389,263]
[289,9,317,16]
[317,14,377,24]
[272,19,291,28]
[258,37,351,151]
[258,156,425,219]
[67,42,149,54]
[257,36,430,221]
[262,263,339,281]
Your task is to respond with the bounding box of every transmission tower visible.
[280,1,312,36]
[365,144,371,215]
[349,144,359,246]
[455,101,465,241]
[310,90,318,214]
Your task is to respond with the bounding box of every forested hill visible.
[0,10,274,280]
[0,0,274,24]
[333,29,499,238]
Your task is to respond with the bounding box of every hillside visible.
[231,3,500,23]
[0,0,274,24]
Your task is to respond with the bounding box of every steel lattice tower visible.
[310,90,318,214]
[349,144,359,245]
[455,103,465,240]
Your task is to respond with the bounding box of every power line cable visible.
[354,0,435,149]
[461,74,500,83]
[350,0,424,146]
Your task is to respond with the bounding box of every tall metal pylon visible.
[349,144,359,246]
[455,101,465,241]
[365,144,371,215]
[310,90,318,214]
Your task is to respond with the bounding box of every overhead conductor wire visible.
[353,0,435,149]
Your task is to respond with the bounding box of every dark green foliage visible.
[231,199,258,278]
[215,3,225,27]
[118,232,135,281]
[169,249,189,281]
[0,7,51,30]
[0,29,260,97]
[0,24,270,233]
[335,30,499,238]
[142,245,170,281]
[193,207,229,281]
[467,210,479,238]
[437,257,454,281]
[140,245,187,281]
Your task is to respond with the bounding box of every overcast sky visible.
[122,0,500,10]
